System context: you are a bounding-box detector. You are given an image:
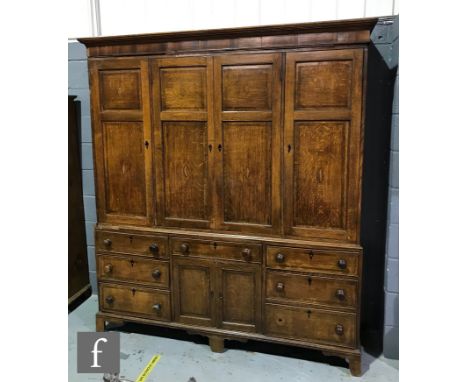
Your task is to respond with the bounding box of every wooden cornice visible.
[78,17,379,57]
[78,17,378,47]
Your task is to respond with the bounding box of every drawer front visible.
[266,271,357,309]
[266,246,358,275]
[97,255,169,288]
[96,230,168,258]
[171,238,262,263]
[265,304,356,348]
[99,283,171,321]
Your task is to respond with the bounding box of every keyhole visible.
[218,144,222,152]
[132,288,136,296]
[208,144,213,152]
[144,140,149,149]
[130,260,135,267]
[288,144,292,153]
[307,310,312,318]
[308,276,312,286]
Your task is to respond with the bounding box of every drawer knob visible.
[152,269,161,279]
[153,303,162,312]
[105,295,114,305]
[276,282,285,292]
[275,253,285,263]
[336,289,346,301]
[335,324,344,336]
[241,248,252,261]
[337,259,347,269]
[103,239,112,247]
[149,243,159,254]
[104,264,113,274]
[180,243,189,254]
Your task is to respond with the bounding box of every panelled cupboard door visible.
[217,262,262,333]
[213,54,282,234]
[284,49,364,242]
[151,57,214,229]
[89,58,153,226]
[172,257,216,327]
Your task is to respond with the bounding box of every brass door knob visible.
[276,282,285,292]
[180,243,189,253]
[153,303,162,312]
[337,259,347,269]
[335,324,344,335]
[105,295,114,304]
[104,264,113,274]
[152,269,161,279]
[241,248,252,261]
[103,239,112,247]
[275,253,285,263]
[149,243,159,254]
[336,289,345,301]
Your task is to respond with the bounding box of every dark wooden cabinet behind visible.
[79,17,378,376]
[68,96,91,309]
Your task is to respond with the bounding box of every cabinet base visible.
[96,312,361,376]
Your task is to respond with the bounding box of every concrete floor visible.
[69,296,398,382]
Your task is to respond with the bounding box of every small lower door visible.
[216,261,262,333]
[172,257,216,327]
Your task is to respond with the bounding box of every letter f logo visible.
[91,337,108,368]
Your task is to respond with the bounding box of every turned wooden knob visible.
[153,303,162,312]
[149,243,159,254]
[241,248,252,261]
[335,324,344,336]
[336,289,345,301]
[180,243,189,254]
[152,269,161,279]
[337,259,347,269]
[105,295,114,304]
[276,282,285,292]
[275,253,285,263]
[103,238,112,247]
[104,264,113,274]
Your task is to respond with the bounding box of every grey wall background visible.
[68,17,399,358]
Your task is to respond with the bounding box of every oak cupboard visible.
[79,17,378,376]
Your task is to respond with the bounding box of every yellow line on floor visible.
[135,355,161,382]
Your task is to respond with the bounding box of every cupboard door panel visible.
[163,121,208,221]
[284,49,364,242]
[103,122,147,216]
[217,262,261,333]
[223,122,272,225]
[90,58,153,226]
[152,57,214,229]
[293,121,348,229]
[214,53,282,234]
[172,257,215,327]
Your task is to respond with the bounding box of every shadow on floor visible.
[113,321,349,369]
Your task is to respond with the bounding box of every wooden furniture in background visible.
[68,96,91,310]
[79,17,378,376]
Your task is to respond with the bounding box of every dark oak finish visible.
[79,18,378,377]
[284,49,364,242]
[214,53,282,234]
[89,58,154,226]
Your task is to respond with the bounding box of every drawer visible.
[97,255,169,289]
[171,238,262,263]
[265,303,356,348]
[266,246,359,275]
[266,271,357,309]
[99,283,171,321]
[96,230,168,258]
